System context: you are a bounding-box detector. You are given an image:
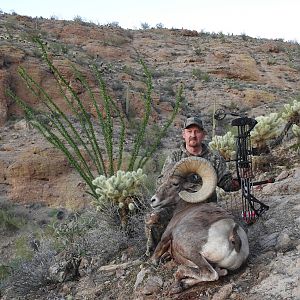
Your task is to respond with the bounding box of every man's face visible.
[182,125,205,147]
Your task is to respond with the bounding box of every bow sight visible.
[214,109,274,224]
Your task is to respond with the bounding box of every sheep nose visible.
[150,196,158,207]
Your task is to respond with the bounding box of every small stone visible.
[212,284,233,300]
[275,232,291,250]
[276,170,290,181]
[116,268,125,278]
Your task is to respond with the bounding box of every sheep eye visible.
[172,182,179,187]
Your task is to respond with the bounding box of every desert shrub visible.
[192,68,211,82]
[241,33,249,41]
[122,64,135,76]
[0,265,11,281]
[163,81,176,96]
[73,15,84,23]
[141,22,150,30]
[51,41,69,54]
[82,209,147,262]
[1,241,56,298]
[50,213,92,251]
[194,47,203,56]
[55,209,146,264]
[0,208,26,231]
[1,207,147,298]
[267,57,277,65]
[156,23,164,29]
[106,21,120,28]
[15,236,34,261]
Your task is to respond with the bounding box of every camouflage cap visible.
[183,116,204,130]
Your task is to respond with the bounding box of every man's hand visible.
[231,178,241,191]
[145,212,160,225]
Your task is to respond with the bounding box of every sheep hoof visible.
[149,257,159,266]
[160,252,172,264]
[216,267,228,277]
[169,282,185,295]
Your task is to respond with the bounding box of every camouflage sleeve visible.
[156,150,182,186]
[211,152,234,192]
[161,154,176,174]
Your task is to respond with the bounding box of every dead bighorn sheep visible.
[149,157,249,293]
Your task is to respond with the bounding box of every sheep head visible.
[151,157,217,210]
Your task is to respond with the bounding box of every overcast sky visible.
[1,0,299,42]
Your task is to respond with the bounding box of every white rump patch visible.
[201,219,249,270]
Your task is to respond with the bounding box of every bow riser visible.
[214,111,272,224]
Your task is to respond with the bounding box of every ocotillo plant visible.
[7,37,183,204]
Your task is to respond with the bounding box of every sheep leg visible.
[150,235,172,266]
[169,252,219,294]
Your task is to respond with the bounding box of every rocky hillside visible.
[1,12,300,205]
[0,12,300,300]
[1,12,300,127]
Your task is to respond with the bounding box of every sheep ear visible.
[172,157,217,203]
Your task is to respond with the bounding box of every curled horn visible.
[172,157,217,203]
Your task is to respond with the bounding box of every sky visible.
[1,0,299,42]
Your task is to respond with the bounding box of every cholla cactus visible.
[292,124,300,152]
[92,169,147,211]
[292,124,300,138]
[269,100,300,149]
[250,113,283,150]
[209,131,236,160]
[281,99,300,121]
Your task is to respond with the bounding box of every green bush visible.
[192,68,211,82]
[0,209,26,231]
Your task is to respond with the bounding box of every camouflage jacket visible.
[158,143,235,201]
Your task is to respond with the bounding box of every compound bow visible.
[214,109,274,224]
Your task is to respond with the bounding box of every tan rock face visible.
[0,45,27,125]
[3,55,107,124]
[6,146,69,180]
[228,53,261,81]
[83,42,130,60]
[242,89,276,107]
[2,144,91,209]
[0,70,9,126]
[0,159,8,182]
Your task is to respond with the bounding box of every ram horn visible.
[172,156,217,203]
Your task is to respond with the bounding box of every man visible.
[145,116,240,255]
[158,116,240,197]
